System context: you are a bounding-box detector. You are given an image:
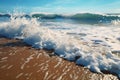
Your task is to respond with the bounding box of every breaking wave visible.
[0,13,120,78]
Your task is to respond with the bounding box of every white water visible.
[0,15,120,77]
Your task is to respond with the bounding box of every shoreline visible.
[0,37,119,80]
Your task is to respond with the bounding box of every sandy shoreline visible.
[0,37,119,80]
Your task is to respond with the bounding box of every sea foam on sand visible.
[0,15,120,78]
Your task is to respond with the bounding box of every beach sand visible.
[0,37,119,80]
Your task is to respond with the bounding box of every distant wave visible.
[70,13,120,24]
[0,14,11,17]
[0,14,30,18]
[32,13,120,24]
[0,13,120,24]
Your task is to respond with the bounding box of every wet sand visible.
[0,37,119,80]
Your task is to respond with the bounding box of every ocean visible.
[0,13,120,78]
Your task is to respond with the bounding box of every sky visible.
[0,0,120,14]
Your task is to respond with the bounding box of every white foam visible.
[0,15,120,77]
[16,73,23,79]
[112,20,120,26]
[21,54,34,69]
